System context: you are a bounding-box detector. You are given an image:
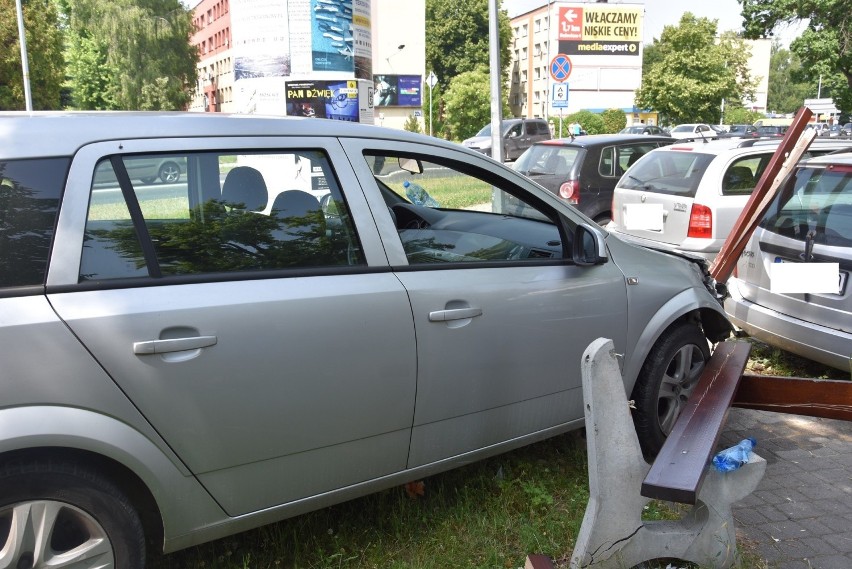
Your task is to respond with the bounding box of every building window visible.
[535,19,541,33]
[522,23,528,37]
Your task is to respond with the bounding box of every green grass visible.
[150,428,769,569]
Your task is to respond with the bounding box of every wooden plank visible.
[640,341,752,504]
[733,373,852,422]
[710,107,814,283]
[524,554,555,569]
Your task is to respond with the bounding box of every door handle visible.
[428,307,483,322]
[133,335,218,355]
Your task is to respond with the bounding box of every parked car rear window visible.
[0,158,69,289]
[761,165,852,247]
[513,145,580,176]
[618,151,714,197]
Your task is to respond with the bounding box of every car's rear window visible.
[761,164,852,247]
[0,158,69,289]
[618,150,714,197]
[513,145,580,176]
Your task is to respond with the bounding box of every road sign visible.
[427,71,438,89]
[549,54,573,82]
[552,82,569,108]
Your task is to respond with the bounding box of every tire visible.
[631,321,710,458]
[140,176,157,185]
[158,161,180,184]
[593,213,612,226]
[0,458,145,569]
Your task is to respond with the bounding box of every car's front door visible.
[342,140,628,467]
[47,139,417,516]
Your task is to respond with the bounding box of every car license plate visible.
[624,203,664,231]
[772,257,845,295]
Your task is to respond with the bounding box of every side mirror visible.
[572,223,608,266]
[399,157,423,174]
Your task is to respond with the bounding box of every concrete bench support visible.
[569,338,766,569]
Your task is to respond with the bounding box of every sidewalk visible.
[722,408,852,569]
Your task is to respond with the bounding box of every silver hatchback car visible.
[725,153,852,373]
[0,112,731,566]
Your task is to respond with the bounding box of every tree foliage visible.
[425,0,512,87]
[0,0,65,110]
[635,13,757,125]
[601,109,627,133]
[766,42,813,114]
[443,69,510,141]
[739,0,851,112]
[724,105,765,124]
[426,0,512,140]
[61,0,198,110]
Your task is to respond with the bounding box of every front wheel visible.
[631,322,710,458]
[0,459,146,569]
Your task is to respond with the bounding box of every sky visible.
[504,0,807,46]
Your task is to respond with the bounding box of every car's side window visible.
[364,153,566,265]
[599,146,615,177]
[80,150,364,281]
[0,158,69,290]
[721,156,765,195]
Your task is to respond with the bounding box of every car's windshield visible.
[671,125,693,133]
[475,124,492,137]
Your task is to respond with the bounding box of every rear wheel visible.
[0,459,145,569]
[158,161,180,184]
[632,322,710,458]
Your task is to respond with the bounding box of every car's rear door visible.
[340,138,628,468]
[46,137,416,516]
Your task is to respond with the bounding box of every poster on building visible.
[373,75,422,107]
[352,0,372,79]
[310,0,356,73]
[232,0,292,80]
[557,5,642,57]
[286,80,360,121]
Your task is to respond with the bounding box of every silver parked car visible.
[725,153,852,373]
[0,112,731,566]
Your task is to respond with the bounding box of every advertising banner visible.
[557,5,642,56]
[286,80,360,121]
[373,75,422,107]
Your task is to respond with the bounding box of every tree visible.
[443,68,510,141]
[601,108,627,133]
[635,13,757,125]
[61,0,198,110]
[766,42,813,114]
[739,0,852,112]
[0,0,65,110]
[724,105,765,124]
[426,0,512,140]
[425,0,512,87]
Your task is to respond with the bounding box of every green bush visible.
[403,114,422,133]
[601,108,627,133]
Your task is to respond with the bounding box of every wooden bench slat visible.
[640,341,751,504]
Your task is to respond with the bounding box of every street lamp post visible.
[15,0,32,111]
[427,71,437,137]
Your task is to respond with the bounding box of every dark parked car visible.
[619,124,667,136]
[462,118,552,161]
[717,124,758,138]
[512,134,674,225]
[756,125,787,138]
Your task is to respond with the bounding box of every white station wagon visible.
[0,112,732,566]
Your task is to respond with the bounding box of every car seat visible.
[221,166,268,212]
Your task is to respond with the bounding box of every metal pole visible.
[15,0,33,111]
[488,0,503,162]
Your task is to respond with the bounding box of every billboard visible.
[285,80,360,121]
[373,75,422,107]
[557,5,642,56]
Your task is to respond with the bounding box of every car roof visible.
[0,111,462,159]
[800,151,852,167]
[534,133,674,148]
